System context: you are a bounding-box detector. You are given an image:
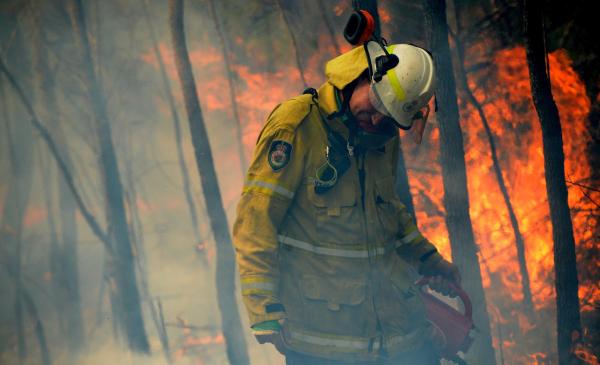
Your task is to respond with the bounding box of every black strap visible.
[419,248,438,263]
[305,87,353,194]
[302,87,318,98]
[265,303,285,314]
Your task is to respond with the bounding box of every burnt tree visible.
[0,82,34,363]
[523,0,582,363]
[68,0,150,352]
[423,0,496,363]
[449,1,534,313]
[168,0,250,364]
[31,2,86,351]
[141,0,203,249]
[207,0,248,171]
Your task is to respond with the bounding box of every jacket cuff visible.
[249,310,286,328]
[418,250,444,275]
[251,319,282,335]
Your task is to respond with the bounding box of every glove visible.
[419,250,461,297]
[252,319,287,355]
[252,319,281,336]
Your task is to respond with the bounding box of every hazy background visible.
[0,0,597,364]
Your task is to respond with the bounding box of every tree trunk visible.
[0,35,35,362]
[0,244,53,365]
[207,0,248,172]
[122,144,173,364]
[522,0,582,363]
[423,0,496,363]
[449,0,533,313]
[31,4,86,351]
[168,1,250,364]
[0,58,113,253]
[21,289,52,365]
[2,114,34,363]
[275,0,307,88]
[68,0,149,352]
[0,60,124,357]
[56,145,85,354]
[40,151,66,338]
[141,0,203,248]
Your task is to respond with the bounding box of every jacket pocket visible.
[305,179,361,244]
[299,274,371,335]
[302,274,366,310]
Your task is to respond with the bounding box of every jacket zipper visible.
[358,153,366,211]
[358,152,385,354]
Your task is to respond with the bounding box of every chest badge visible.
[268,140,292,171]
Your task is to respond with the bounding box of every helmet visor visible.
[368,83,389,116]
[369,84,413,130]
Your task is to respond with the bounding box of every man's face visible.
[348,78,397,135]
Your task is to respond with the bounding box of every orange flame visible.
[140,34,598,364]
[403,44,597,363]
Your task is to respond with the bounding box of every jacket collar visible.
[317,82,338,117]
[317,82,351,138]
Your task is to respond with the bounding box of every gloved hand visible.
[252,319,287,355]
[419,252,461,297]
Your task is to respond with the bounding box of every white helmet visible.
[366,42,436,129]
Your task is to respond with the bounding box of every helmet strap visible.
[364,41,399,83]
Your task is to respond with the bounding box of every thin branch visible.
[165,322,218,332]
[275,0,307,88]
[574,184,600,210]
[141,0,202,243]
[21,290,51,365]
[566,179,600,194]
[0,9,25,59]
[0,58,114,256]
[450,26,533,311]
[207,0,248,171]
[317,0,341,54]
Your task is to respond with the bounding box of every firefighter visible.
[232,41,460,364]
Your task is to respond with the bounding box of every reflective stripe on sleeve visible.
[289,329,371,350]
[241,277,276,295]
[243,178,294,199]
[278,235,389,258]
[241,281,276,291]
[286,327,418,352]
[396,230,421,247]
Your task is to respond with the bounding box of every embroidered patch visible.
[268,140,292,171]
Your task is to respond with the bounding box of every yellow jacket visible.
[233,47,441,361]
